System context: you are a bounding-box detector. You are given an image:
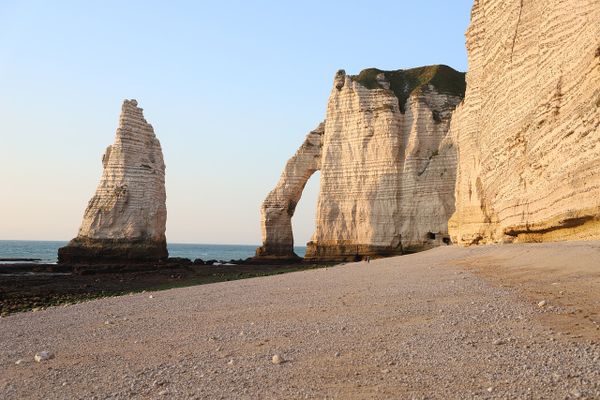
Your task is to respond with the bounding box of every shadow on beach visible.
[0,260,335,316]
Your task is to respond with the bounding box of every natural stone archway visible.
[257,66,465,262]
[254,122,324,260]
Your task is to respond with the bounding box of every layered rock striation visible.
[255,123,324,260]
[306,67,464,261]
[58,99,168,263]
[448,0,600,245]
[257,66,465,261]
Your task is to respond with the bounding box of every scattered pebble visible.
[34,351,54,362]
[537,300,547,308]
[272,355,283,365]
[148,295,154,299]
[3,245,600,398]
[570,389,582,398]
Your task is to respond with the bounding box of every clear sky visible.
[0,0,473,245]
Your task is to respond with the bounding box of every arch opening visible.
[254,122,325,260]
[291,171,320,258]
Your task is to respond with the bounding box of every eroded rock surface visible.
[255,123,324,260]
[58,99,167,263]
[448,0,600,245]
[306,67,464,261]
[257,66,465,261]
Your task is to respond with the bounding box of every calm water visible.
[0,240,307,264]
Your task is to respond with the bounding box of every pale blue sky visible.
[0,0,473,245]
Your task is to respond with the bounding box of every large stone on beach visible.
[58,99,168,263]
[448,0,600,245]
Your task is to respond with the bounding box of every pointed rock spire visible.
[58,99,168,263]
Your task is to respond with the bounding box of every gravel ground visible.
[1,244,599,399]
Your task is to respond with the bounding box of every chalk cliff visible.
[448,0,600,245]
[257,66,465,261]
[306,67,464,261]
[58,99,168,263]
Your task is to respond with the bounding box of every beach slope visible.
[1,242,599,399]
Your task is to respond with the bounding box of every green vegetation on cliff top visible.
[351,65,466,112]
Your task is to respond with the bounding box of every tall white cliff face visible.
[256,66,465,261]
[59,99,167,263]
[449,0,600,245]
[306,68,463,260]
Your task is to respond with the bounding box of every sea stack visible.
[58,99,168,263]
[256,65,465,261]
[448,0,600,245]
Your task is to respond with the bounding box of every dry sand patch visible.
[452,241,600,341]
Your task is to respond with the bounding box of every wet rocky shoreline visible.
[0,259,335,316]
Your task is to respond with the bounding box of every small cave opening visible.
[426,232,436,240]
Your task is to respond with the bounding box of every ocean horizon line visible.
[0,239,307,248]
[0,240,307,263]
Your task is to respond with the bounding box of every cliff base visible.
[58,238,168,264]
[304,243,403,262]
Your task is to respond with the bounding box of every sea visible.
[0,240,307,264]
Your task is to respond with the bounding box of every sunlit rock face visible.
[448,0,600,245]
[255,123,324,260]
[58,99,168,263]
[306,67,464,261]
[257,66,465,261]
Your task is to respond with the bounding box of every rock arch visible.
[254,122,324,260]
[257,66,465,262]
